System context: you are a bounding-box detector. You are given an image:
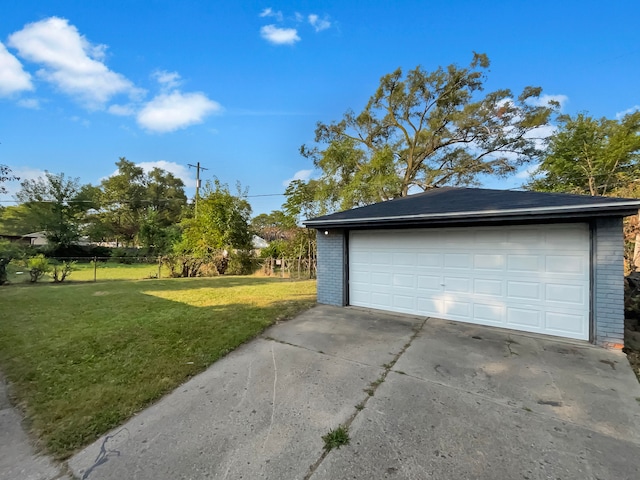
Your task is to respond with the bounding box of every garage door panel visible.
[444,253,470,269]
[417,297,443,316]
[545,255,586,275]
[507,229,545,247]
[371,252,392,265]
[370,292,392,308]
[418,253,440,267]
[474,278,503,296]
[443,276,470,293]
[507,308,542,329]
[507,281,541,301]
[474,254,505,270]
[417,275,441,290]
[473,303,505,324]
[349,225,589,340]
[393,295,416,310]
[371,272,391,286]
[544,311,585,337]
[393,252,416,266]
[545,283,586,305]
[443,298,471,319]
[393,273,415,287]
[507,255,542,272]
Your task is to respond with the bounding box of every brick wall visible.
[316,230,346,306]
[593,217,625,347]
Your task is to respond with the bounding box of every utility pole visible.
[188,162,208,217]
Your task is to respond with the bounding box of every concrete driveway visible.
[69,305,640,479]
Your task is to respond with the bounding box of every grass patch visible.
[5,261,169,284]
[0,276,316,458]
[322,425,350,451]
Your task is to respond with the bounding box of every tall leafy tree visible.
[99,158,187,245]
[528,112,640,196]
[301,53,558,210]
[175,179,252,257]
[251,210,296,241]
[15,172,95,249]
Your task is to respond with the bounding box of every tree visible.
[528,112,640,196]
[175,179,252,258]
[99,158,187,245]
[15,172,93,250]
[0,165,19,195]
[251,210,296,242]
[0,204,42,235]
[301,53,558,210]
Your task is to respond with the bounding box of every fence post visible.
[158,256,162,279]
[93,256,97,282]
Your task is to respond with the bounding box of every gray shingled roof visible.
[304,187,640,228]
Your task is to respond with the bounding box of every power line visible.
[0,192,287,204]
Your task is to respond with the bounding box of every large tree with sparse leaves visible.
[300,53,559,210]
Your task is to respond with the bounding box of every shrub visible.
[51,260,76,283]
[226,251,256,275]
[27,254,51,283]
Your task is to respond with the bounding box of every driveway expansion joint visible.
[303,316,429,480]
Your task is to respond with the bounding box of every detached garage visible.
[305,187,640,347]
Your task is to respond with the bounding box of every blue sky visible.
[1,0,638,215]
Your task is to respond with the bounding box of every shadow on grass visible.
[0,277,316,459]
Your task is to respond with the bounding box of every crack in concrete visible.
[302,316,429,480]
[261,343,278,451]
[262,336,385,370]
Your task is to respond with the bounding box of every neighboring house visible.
[252,235,269,249]
[305,187,640,348]
[0,234,32,246]
[21,232,92,247]
[22,231,48,246]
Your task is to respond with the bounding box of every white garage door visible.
[349,224,590,340]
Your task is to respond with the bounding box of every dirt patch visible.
[92,291,109,296]
[626,350,640,383]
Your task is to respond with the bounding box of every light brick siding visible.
[593,217,625,346]
[316,230,346,306]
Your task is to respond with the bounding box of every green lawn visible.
[0,276,316,458]
[5,261,169,283]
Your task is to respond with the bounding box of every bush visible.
[51,260,76,283]
[226,251,257,275]
[27,254,51,283]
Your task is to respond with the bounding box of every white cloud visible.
[308,14,331,32]
[260,25,300,45]
[515,163,540,179]
[259,8,283,21]
[17,98,39,109]
[616,105,640,119]
[0,42,33,96]
[8,17,138,108]
[152,70,181,90]
[107,103,136,116]
[136,160,195,188]
[102,161,195,188]
[282,169,312,187]
[529,94,568,110]
[136,90,221,133]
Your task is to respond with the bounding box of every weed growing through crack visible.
[322,425,350,451]
[371,376,385,387]
[355,402,365,410]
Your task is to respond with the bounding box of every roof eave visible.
[305,206,640,229]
